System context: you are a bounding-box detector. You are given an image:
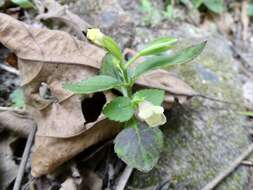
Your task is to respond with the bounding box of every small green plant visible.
[64,28,206,171]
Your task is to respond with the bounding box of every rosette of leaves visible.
[64,31,206,172]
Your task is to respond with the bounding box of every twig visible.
[0,106,25,112]
[115,166,133,190]
[241,160,253,166]
[0,63,20,75]
[201,143,253,190]
[193,94,237,105]
[13,125,37,190]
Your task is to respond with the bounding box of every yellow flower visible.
[87,28,105,46]
[137,101,166,127]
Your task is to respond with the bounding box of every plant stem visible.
[126,53,140,67]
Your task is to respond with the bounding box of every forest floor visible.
[0,0,253,190]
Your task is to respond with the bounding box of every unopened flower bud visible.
[87,28,105,46]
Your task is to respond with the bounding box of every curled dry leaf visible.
[0,13,195,177]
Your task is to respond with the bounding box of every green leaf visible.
[11,0,33,8]
[138,37,177,56]
[191,0,203,8]
[100,53,122,81]
[248,3,253,16]
[10,88,25,108]
[238,111,253,117]
[103,97,134,122]
[114,122,164,172]
[134,41,206,77]
[63,75,123,94]
[133,89,165,106]
[203,0,224,14]
[102,36,123,61]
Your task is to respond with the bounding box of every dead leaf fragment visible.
[0,134,19,189]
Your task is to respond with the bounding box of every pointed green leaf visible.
[133,89,165,106]
[102,36,123,61]
[63,75,123,94]
[114,122,164,172]
[134,41,206,77]
[138,37,177,56]
[103,97,134,122]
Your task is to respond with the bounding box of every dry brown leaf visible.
[0,13,196,177]
[32,119,120,177]
[0,133,19,189]
[0,110,35,137]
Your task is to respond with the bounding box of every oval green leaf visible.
[133,89,165,106]
[103,97,134,122]
[114,122,164,172]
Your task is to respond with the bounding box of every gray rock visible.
[61,0,135,47]
[127,25,251,190]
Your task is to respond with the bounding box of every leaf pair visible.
[103,89,165,122]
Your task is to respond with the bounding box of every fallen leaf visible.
[32,118,120,177]
[0,110,35,137]
[0,133,19,189]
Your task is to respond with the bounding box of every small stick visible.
[13,125,37,190]
[0,63,20,75]
[115,166,133,190]
[241,160,253,166]
[0,106,25,113]
[201,143,253,190]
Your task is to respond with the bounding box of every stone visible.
[127,25,251,190]
[62,0,135,47]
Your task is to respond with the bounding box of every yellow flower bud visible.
[137,101,166,127]
[87,28,105,46]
